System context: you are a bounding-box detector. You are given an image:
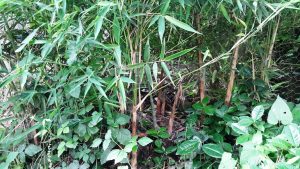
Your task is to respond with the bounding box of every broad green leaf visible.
[145,64,153,89]
[282,123,300,146]
[231,123,248,135]
[153,62,158,82]
[117,129,131,145]
[202,144,224,158]
[94,6,110,39]
[160,62,174,86]
[267,96,293,125]
[158,16,165,43]
[218,152,237,169]
[219,4,231,23]
[176,139,200,155]
[292,104,300,124]
[138,137,153,146]
[251,105,264,121]
[252,131,263,145]
[164,15,200,34]
[238,117,254,127]
[240,142,261,166]
[117,166,128,169]
[75,124,86,137]
[163,47,194,61]
[107,149,127,164]
[115,114,130,125]
[25,144,42,156]
[15,28,39,52]
[57,141,66,157]
[91,138,103,148]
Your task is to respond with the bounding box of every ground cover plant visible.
[1,0,300,168]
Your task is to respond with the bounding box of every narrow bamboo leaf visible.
[158,16,165,43]
[94,6,110,39]
[105,77,118,91]
[153,62,158,82]
[161,62,174,85]
[93,83,108,99]
[113,16,120,44]
[143,39,150,61]
[237,0,244,13]
[118,80,126,109]
[15,28,39,52]
[84,81,92,98]
[161,0,171,14]
[164,15,200,34]
[149,15,159,28]
[179,0,185,8]
[127,63,145,69]
[114,46,122,66]
[120,77,135,84]
[145,64,153,89]
[219,4,231,23]
[163,47,194,61]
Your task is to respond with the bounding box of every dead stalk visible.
[168,80,183,134]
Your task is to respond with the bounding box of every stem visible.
[225,42,240,106]
[168,80,182,134]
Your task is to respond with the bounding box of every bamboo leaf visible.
[163,47,195,61]
[118,80,126,109]
[113,16,120,44]
[219,4,231,23]
[153,62,158,82]
[94,6,110,39]
[161,62,174,86]
[164,15,200,34]
[158,16,165,43]
[15,28,39,53]
[145,64,153,89]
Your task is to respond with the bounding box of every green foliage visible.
[0,0,300,168]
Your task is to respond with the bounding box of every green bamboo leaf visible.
[164,15,200,34]
[158,16,165,43]
[161,0,171,14]
[127,63,146,69]
[94,83,108,99]
[118,80,126,109]
[94,6,110,39]
[149,15,159,28]
[163,47,194,61]
[15,28,39,53]
[219,4,231,23]
[161,62,174,86]
[143,39,150,61]
[153,62,158,82]
[105,77,118,91]
[84,81,92,98]
[145,64,153,89]
[113,16,120,44]
[114,46,122,66]
[120,77,135,84]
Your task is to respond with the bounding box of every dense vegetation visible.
[1,0,300,168]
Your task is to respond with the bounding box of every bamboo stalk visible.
[168,80,182,134]
[225,43,240,106]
